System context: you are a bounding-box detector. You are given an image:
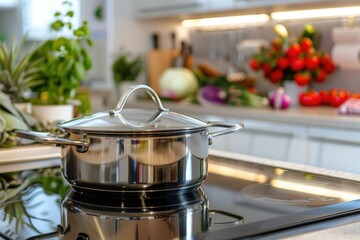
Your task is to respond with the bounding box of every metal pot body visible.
[15,85,243,192]
[61,190,209,240]
[61,130,209,192]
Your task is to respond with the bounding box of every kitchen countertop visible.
[122,100,360,130]
[210,149,360,240]
[0,144,60,173]
[210,149,360,182]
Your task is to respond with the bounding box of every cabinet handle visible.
[309,135,360,146]
[244,128,294,138]
[139,3,201,13]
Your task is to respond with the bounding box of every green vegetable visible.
[194,69,267,108]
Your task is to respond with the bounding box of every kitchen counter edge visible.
[122,101,360,130]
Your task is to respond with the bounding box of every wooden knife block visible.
[147,49,177,93]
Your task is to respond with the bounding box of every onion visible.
[268,87,291,109]
[159,68,198,100]
[197,85,227,106]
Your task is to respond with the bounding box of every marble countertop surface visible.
[124,101,360,130]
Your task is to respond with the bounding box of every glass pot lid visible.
[59,85,208,135]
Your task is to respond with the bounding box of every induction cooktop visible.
[2,154,360,240]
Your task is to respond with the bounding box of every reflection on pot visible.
[59,188,243,240]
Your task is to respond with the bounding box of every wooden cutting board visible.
[147,49,178,93]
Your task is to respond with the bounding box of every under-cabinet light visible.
[181,14,269,29]
[271,6,360,20]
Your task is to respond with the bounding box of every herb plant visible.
[30,1,93,105]
[112,53,143,85]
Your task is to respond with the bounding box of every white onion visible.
[159,68,198,99]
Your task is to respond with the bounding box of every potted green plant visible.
[0,37,43,114]
[29,1,93,123]
[112,52,143,99]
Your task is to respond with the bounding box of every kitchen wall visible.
[189,18,360,94]
[1,1,360,96]
[112,1,360,94]
[112,0,189,58]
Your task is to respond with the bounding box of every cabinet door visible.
[134,0,207,19]
[227,119,307,164]
[234,0,328,9]
[308,127,360,174]
[208,0,235,12]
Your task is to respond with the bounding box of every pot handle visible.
[15,130,89,153]
[109,84,169,116]
[207,121,244,145]
[208,210,244,227]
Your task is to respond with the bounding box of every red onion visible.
[197,86,227,106]
[268,87,291,109]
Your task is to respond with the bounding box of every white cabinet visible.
[226,119,307,164]
[134,0,207,19]
[307,127,360,173]
[208,0,235,12]
[234,0,313,9]
[80,0,114,89]
[133,0,332,19]
[194,112,360,174]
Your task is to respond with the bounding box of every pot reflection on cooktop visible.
[2,155,360,239]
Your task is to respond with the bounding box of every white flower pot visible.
[14,102,32,114]
[32,104,74,124]
[283,81,307,106]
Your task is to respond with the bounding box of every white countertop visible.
[124,101,360,130]
[0,144,60,173]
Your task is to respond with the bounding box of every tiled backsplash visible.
[189,18,360,93]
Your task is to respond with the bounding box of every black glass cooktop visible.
[2,155,360,239]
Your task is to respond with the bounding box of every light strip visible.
[271,179,360,202]
[181,14,269,29]
[271,6,360,20]
[208,163,268,183]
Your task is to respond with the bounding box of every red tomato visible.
[324,60,336,74]
[294,72,310,86]
[291,58,305,71]
[269,69,284,84]
[299,91,322,106]
[329,89,350,107]
[351,92,360,99]
[305,56,320,70]
[319,90,330,105]
[277,57,289,69]
[319,52,331,66]
[262,63,272,77]
[249,58,261,71]
[314,69,327,83]
[272,38,283,50]
[300,38,313,52]
[286,43,302,58]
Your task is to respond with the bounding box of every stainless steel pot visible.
[27,189,243,240]
[16,85,243,192]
